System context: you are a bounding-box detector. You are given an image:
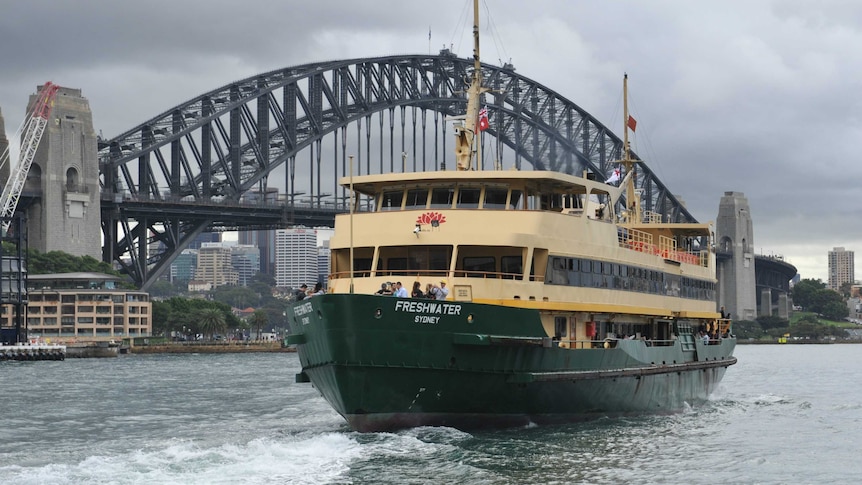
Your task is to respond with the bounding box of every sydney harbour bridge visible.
[99,51,696,290]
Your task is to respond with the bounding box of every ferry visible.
[285,1,736,432]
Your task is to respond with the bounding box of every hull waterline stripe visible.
[507,357,737,383]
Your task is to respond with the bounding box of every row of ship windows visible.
[546,256,716,301]
[376,185,605,212]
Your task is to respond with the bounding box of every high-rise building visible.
[317,240,331,286]
[188,232,222,250]
[195,242,238,287]
[170,249,198,283]
[275,228,318,289]
[239,188,279,276]
[828,247,855,291]
[231,244,261,286]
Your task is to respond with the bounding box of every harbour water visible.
[1,345,860,484]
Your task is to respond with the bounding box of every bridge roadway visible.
[100,191,342,231]
[716,251,797,317]
[97,52,698,289]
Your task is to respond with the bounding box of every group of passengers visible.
[293,282,325,301]
[699,327,727,344]
[376,280,449,300]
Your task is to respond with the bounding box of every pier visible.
[0,342,66,361]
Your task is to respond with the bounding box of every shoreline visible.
[129,342,294,354]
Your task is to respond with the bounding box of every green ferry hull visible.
[287,294,736,432]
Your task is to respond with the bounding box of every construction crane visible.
[0,82,60,234]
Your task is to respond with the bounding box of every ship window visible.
[501,255,522,279]
[509,190,523,210]
[554,316,567,338]
[457,187,481,208]
[404,188,428,209]
[483,187,508,209]
[463,256,495,277]
[429,187,454,209]
[353,258,372,272]
[380,190,403,211]
[525,190,541,210]
[387,258,408,270]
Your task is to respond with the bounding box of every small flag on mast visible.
[605,167,621,184]
[627,115,637,132]
[478,106,490,131]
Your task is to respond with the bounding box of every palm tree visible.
[249,310,268,341]
[197,308,226,341]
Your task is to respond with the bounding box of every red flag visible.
[627,115,637,132]
[478,106,490,131]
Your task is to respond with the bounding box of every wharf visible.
[130,341,293,354]
[0,343,66,361]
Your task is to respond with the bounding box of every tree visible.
[821,300,849,321]
[152,301,172,336]
[197,308,227,340]
[732,320,763,340]
[26,249,119,276]
[249,310,269,340]
[791,279,825,310]
[251,271,276,287]
[756,315,789,332]
[211,285,260,309]
[839,282,853,299]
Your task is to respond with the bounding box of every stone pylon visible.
[0,106,9,187]
[24,85,101,259]
[715,191,757,321]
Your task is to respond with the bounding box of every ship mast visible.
[622,74,640,223]
[454,0,488,171]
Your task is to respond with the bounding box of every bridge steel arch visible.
[99,53,696,289]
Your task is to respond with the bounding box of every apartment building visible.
[0,272,152,338]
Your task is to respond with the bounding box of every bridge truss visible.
[99,52,696,289]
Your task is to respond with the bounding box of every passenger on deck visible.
[700,331,710,344]
[431,279,449,300]
[375,283,390,295]
[411,281,424,298]
[425,283,435,298]
[394,281,409,298]
[309,282,325,297]
[294,284,308,301]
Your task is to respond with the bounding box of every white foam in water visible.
[3,433,363,485]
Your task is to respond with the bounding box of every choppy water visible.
[1,345,860,484]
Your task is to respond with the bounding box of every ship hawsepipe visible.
[287,294,736,432]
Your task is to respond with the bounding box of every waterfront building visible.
[828,247,855,292]
[195,242,238,288]
[275,227,318,289]
[0,272,151,338]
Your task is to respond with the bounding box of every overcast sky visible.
[2,0,860,282]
